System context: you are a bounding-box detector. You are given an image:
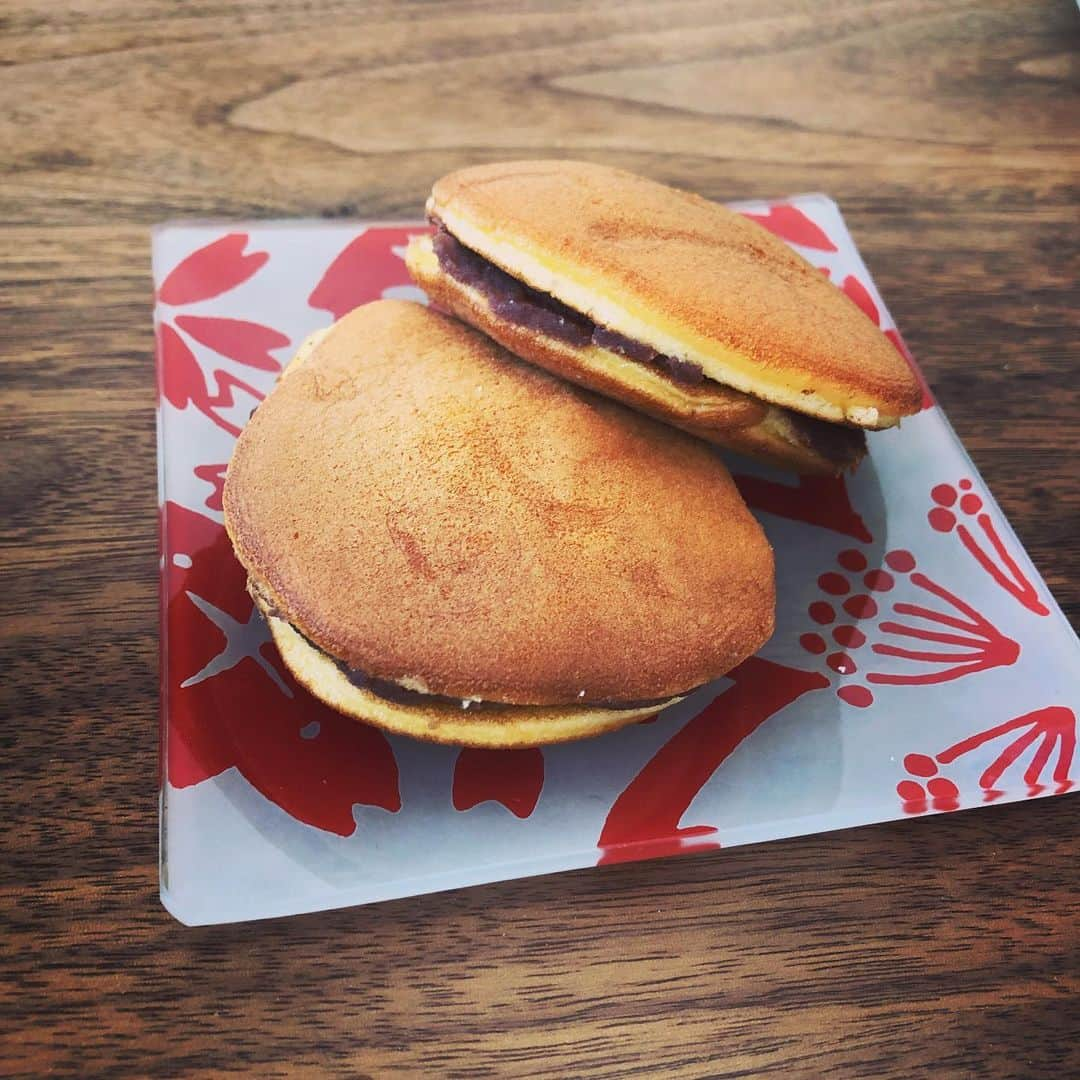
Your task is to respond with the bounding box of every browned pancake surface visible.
[250,585,682,748]
[409,237,866,475]
[430,160,921,424]
[223,300,774,705]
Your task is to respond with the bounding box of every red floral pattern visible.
[158,321,264,437]
[174,315,288,373]
[154,210,1075,891]
[598,658,829,864]
[192,463,227,512]
[453,748,545,818]
[156,233,290,437]
[309,227,430,319]
[734,473,872,543]
[929,480,1049,615]
[898,706,1075,813]
[157,233,269,305]
[163,501,401,836]
[799,545,1021,709]
[741,205,838,251]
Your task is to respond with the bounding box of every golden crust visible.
[256,589,679,748]
[429,160,921,428]
[223,300,775,706]
[407,236,865,475]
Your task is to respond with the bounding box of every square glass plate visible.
[154,198,1079,925]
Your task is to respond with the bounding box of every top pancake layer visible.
[223,300,774,706]
[429,160,921,428]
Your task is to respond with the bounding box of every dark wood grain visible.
[1,1,1077,1076]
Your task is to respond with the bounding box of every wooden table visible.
[3,2,1078,1075]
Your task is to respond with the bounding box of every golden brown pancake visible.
[252,587,678,749]
[415,160,921,436]
[223,300,775,746]
[408,235,866,475]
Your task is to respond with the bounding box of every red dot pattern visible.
[931,483,957,507]
[838,549,867,572]
[927,777,959,799]
[904,753,938,777]
[960,493,983,515]
[805,549,902,717]
[885,549,916,573]
[928,507,956,532]
[864,569,894,592]
[827,652,856,675]
[959,478,972,490]
[844,594,878,619]
[818,572,850,596]
[896,780,925,801]
[838,685,873,708]
[833,625,866,648]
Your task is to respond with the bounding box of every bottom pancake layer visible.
[407,235,864,475]
[256,591,682,747]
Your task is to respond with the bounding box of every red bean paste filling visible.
[431,224,705,386]
[430,223,866,466]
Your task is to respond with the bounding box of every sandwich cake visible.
[222,300,775,747]
[406,160,923,474]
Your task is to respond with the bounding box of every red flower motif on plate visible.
[162,501,401,836]
[156,233,291,510]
